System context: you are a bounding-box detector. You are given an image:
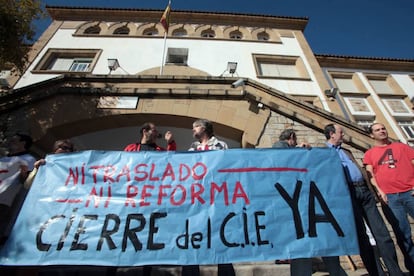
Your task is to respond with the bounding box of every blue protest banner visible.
[0,148,358,266]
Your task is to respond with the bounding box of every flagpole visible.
[160,31,167,75]
[160,1,171,75]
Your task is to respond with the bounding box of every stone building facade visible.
[1,6,412,158]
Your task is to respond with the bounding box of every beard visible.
[193,132,202,140]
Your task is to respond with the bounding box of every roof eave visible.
[46,5,308,31]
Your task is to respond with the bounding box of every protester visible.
[272,128,310,149]
[24,139,75,189]
[272,128,309,266]
[183,118,233,276]
[22,139,75,276]
[363,122,414,274]
[188,119,228,151]
[271,128,346,275]
[325,123,403,276]
[123,122,176,276]
[0,133,36,244]
[124,122,176,151]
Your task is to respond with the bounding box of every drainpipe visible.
[322,68,351,121]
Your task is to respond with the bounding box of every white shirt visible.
[0,154,36,206]
[189,136,228,151]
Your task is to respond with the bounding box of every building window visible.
[48,58,92,72]
[383,99,413,116]
[113,26,130,35]
[257,32,269,41]
[68,58,93,72]
[84,25,101,34]
[172,28,187,37]
[344,97,375,116]
[0,70,11,89]
[166,48,188,65]
[33,49,101,73]
[369,79,393,93]
[368,77,394,94]
[344,97,373,114]
[229,30,242,40]
[143,27,158,36]
[253,54,309,79]
[333,76,359,93]
[201,30,215,38]
[398,121,414,140]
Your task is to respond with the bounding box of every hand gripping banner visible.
[0,148,358,266]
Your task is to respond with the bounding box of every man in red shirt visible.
[124,122,176,152]
[364,122,414,274]
[123,122,175,276]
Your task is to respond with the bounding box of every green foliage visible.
[0,0,44,74]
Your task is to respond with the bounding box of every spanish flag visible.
[160,4,171,33]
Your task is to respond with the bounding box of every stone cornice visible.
[316,54,414,72]
[46,6,308,30]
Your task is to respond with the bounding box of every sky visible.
[36,0,414,59]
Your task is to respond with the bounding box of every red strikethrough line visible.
[55,198,83,203]
[218,167,308,173]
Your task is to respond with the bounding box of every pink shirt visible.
[363,142,414,194]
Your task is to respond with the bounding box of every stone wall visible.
[258,111,325,148]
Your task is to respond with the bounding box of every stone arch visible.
[29,92,267,152]
[75,22,108,35]
[170,24,193,37]
[229,30,242,40]
[195,25,224,38]
[251,28,281,42]
[136,23,162,36]
[42,112,247,152]
[201,29,215,38]
[108,22,135,35]
[172,27,187,37]
[223,26,251,40]
[22,81,274,153]
[136,65,211,76]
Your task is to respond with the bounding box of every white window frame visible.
[343,97,375,116]
[69,58,93,72]
[33,49,101,73]
[398,121,414,140]
[382,99,413,117]
[253,54,309,80]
